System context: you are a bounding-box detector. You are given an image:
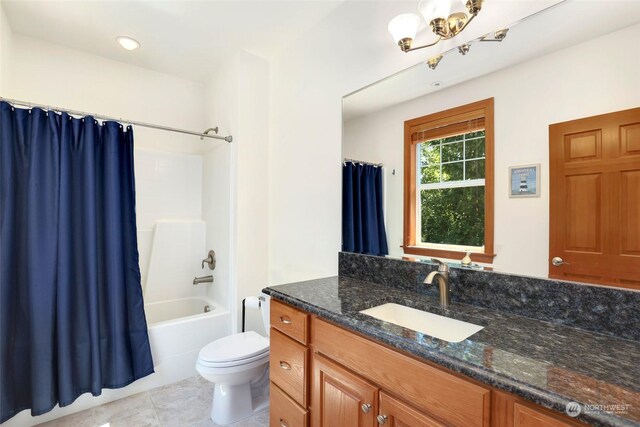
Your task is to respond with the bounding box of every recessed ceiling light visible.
[116,36,140,51]
[431,81,444,87]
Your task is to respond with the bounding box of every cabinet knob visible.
[280,316,292,324]
[279,361,292,370]
[279,418,288,427]
[361,403,372,413]
[377,415,388,425]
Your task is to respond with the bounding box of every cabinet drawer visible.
[312,317,490,427]
[271,299,309,344]
[271,382,308,427]
[270,328,309,407]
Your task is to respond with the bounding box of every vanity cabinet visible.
[378,392,446,427]
[269,299,586,427]
[513,404,575,427]
[491,392,583,427]
[312,353,378,427]
[312,353,446,427]
[270,300,311,427]
[312,316,490,427]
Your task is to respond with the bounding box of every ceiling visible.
[5,0,639,104]
[343,0,640,121]
[1,0,344,82]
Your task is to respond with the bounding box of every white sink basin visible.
[359,303,484,343]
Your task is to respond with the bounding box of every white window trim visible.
[419,179,485,191]
[415,132,487,247]
[414,241,485,252]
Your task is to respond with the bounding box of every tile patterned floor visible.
[37,376,269,427]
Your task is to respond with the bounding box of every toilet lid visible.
[199,331,269,363]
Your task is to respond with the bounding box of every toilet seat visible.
[198,350,269,369]
[198,331,269,367]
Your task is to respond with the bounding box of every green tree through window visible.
[418,130,485,247]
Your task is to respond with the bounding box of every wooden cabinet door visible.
[312,353,377,427]
[378,391,445,427]
[549,107,640,288]
[513,403,575,427]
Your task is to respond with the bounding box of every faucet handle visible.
[201,250,216,270]
[430,258,449,272]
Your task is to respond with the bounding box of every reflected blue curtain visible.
[342,162,388,256]
[0,101,154,422]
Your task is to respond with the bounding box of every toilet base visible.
[210,368,269,425]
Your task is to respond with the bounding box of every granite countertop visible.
[263,276,640,427]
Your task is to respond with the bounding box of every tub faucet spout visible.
[193,275,214,285]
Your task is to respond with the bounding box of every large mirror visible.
[342,0,640,280]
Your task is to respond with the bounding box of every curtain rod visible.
[0,97,233,143]
[344,158,383,167]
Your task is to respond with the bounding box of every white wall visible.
[0,4,12,92]
[205,50,270,335]
[2,35,205,141]
[343,24,640,277]
[268,2,421,286]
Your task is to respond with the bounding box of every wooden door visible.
[378,391,445,427]
[549,107,640,288]
[312,353,377,427]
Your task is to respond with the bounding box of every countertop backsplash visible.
[338,252,640,342]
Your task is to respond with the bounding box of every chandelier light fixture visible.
[388,0,508,69]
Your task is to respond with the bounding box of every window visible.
[403,98,495,263]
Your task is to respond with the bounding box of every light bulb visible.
[116,36,140,51]
[418,0,453,24]
[388,13,421,44]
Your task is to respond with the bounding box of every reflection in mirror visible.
[342,1,640,280]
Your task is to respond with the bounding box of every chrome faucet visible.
[193,275,214,285]
[424,258,451,309]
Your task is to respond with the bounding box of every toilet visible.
[196,295,270,425]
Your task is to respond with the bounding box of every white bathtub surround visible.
[135,149,204,287]
[144,220,207,302]
[36,376,269,427]
[201,143,232,319]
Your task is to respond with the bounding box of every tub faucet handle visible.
[202,250,216,270]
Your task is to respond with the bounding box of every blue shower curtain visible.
[342,162,388,256]
[0,101,154,422]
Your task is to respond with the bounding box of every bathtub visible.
[145,296,217,325]
[145,296,230,376]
